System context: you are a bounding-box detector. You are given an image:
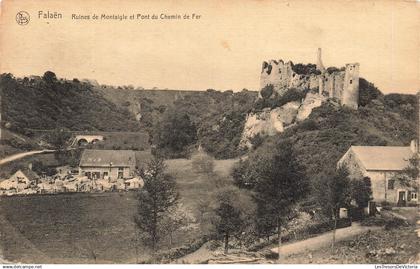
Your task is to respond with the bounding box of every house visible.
[339,92,420,206]
[0,169,39,191]
[338,143,418,206]
[79,150,137,181]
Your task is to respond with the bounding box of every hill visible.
[233,92,417,192]
[0,72,141,136]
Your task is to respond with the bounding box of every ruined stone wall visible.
[260,60,319,95]
[341,63,360,109]
[260,59,360,109]
[324,71,345,101]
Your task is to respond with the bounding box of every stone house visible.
[79,150,136,181]
[0,169,39,191]
[338,143,418,206]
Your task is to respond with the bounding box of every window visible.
[103,172,108,179]
[349,79,353,84]
[118,167,124,179]
[387,179,395,190]
[411,192,418,200]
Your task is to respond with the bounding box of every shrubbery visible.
[291,63,321,75]
[254,88,308,111]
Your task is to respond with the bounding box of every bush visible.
[260,84,274,99]
[348,205,365,221]
[291,63,321,75]
[298,119,318,131]
[254,88,308,110]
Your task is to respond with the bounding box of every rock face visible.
[240,92,324,148]
[296,92,326,122]
[241,101,301,148]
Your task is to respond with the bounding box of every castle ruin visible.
[260,48,360,109]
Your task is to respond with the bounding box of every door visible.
[397,191,406,206]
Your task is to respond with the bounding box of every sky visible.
[0,0,419,93]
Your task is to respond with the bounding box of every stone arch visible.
[78,138,88,146]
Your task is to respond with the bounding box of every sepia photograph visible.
[0,0,419,266]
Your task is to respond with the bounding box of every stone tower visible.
[316,48,326,96]
[316,48,325,73]
[341,63,360,109]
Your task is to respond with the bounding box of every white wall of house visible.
[79,166,132,180]
[339,149,417,206]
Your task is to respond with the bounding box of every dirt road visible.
[271,223,382,257]
[0,150,55,166]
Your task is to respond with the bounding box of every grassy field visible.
[166,158,238,216]
[0,158,238,263]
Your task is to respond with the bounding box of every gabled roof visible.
[9,169,39,181]
[349,146,414,171]
[79,150,136,167]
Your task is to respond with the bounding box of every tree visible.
[260,84,274,99]
[252,140,309,261]
[400,153,419,182]
[134,157,179,255]
[351,176,373,208]
[391,153,419,201]
[49,128,72,165]
[314,166,352,250]
[152,108,197,157]
[43,71,57,84]
[159,205,190,249]
[214,189,243,254]
[49,128,71,150]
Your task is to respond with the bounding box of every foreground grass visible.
[0,158,238,263]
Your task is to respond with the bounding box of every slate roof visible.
[79,150,136,167]
[350,146,414,171]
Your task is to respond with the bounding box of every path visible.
[0,150,55,166]
[271,223,381,257]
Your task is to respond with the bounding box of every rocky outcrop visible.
[241,101,300,148]
[240,91,327,148]
[296,92,326,122]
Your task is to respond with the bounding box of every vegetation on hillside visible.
[254,86,308,111]
[1,72,140,136]
[150,89,257,158]
[233,90,415,215]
